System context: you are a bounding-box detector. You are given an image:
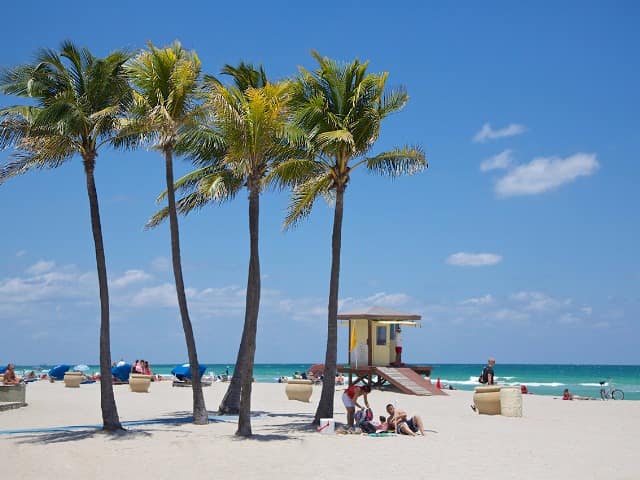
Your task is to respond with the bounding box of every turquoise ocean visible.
[13,363,640,400]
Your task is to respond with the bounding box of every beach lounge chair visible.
[171,364,212,387]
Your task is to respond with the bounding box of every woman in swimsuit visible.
[342,384,371,428]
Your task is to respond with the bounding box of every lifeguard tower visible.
[337,306,446,396]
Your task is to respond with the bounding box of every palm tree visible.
[122,41,207,424]
[0,42,132,431]
[147,63,293,436]
[272,52,427,425]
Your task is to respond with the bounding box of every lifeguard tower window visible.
[376,325,387,346]
[390,325,397,341]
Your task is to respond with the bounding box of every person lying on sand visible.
[561,388,593,400]
[386,404,425,436]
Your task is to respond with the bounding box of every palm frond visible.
[284,174,332,229]
[362,146,427,177]
[267,158,324,190]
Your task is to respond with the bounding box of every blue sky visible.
[1,1,638,365]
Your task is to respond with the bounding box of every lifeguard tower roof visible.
[337,305,421,322]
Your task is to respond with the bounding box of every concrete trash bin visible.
[285,379,313,402]
[64,371,83,388]
[473,385,502,415]
[0,383,26,405]
[500,386,523,417]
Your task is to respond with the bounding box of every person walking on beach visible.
[479,357,496,385]
[342,384,371,428]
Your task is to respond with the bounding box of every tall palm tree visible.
[0,42,131,431]
[122,41,207,424]
[215,63,267,417]
[147,64,293,436]
[272,52,427,425]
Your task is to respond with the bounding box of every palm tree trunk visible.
[313,184,345,425]
[218,341,244,414]
[82,155,122,432]
[236,181,261,437]
[164,148,208,425]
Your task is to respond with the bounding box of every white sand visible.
[1,381,638,479]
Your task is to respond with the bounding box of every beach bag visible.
[354,408,374,426]
[360,421,377,434]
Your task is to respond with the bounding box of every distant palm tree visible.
[122,42,207,424]
[272,52,427,425]
[147,63,293,436]
[0,42,132,431]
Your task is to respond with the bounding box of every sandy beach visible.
[0,381,637,479]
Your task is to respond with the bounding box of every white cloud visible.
[25,260,56,275]
[495,153,599,197]
[473,123,526,143]
[151,256,171,272]
[462,294,494,305]
[111,269,152,288]
[491,308,530,324]
[131,283,178,308]
[446,252,503,267]
[16,250,27,257]
[339,292,412,312]
[511,291,571,312]
[480,150,513,172]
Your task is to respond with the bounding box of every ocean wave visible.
[440,378,566,388]
[580,382,607,387]
[504,382,564,387]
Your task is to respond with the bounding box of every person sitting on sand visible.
[342,384,371,428]
[386,404,425,436]
[563,388,574,400]
[3,363,20,385]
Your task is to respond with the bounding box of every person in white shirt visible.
[394,326,404,366]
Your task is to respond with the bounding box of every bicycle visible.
[600,379,624,400]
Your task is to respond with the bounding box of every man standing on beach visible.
[480,357,496,385]
[393,326,404,366]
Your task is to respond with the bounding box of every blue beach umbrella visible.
[74,364,90,372]
[0,365,6,374]
[171,363,206,380]
[111,363,131,382]
[48,364,71,380]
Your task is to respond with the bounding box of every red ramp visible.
[374,367,447,396]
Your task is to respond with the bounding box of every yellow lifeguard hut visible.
[337,306,446,396]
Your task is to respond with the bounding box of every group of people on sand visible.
[131,359,153,376]
[341,384,426,436]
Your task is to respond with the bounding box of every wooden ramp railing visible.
[374,367,447,396]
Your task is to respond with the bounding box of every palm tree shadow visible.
[15,429,153,445]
